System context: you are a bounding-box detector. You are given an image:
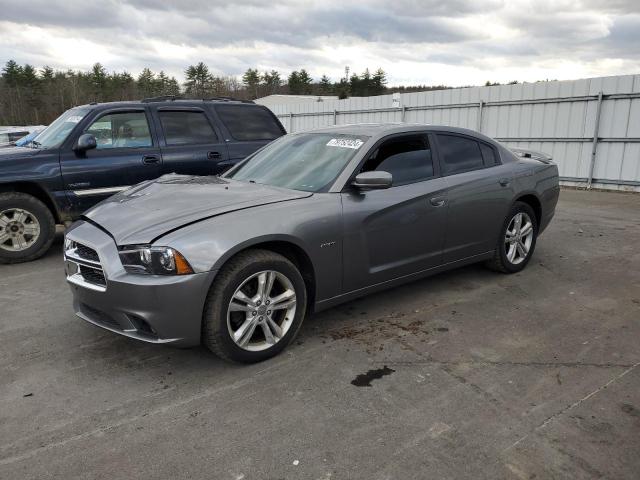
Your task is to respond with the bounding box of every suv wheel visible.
[0,192,56,264]
[486,201,538,274]
[202,249,307,363]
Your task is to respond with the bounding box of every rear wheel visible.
[486,201,537,274]
[202,249,307,363]
[0,192,55,264]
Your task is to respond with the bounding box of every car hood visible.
[0,146,41,159]
[83,174,313,245]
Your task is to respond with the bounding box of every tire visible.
[202,249,308,363]
[0,192,56,264]
[486,201,538,274]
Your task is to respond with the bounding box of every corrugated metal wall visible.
[268,74,640,191]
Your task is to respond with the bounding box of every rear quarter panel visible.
[512,158,560,233]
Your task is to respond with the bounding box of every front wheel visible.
[202,249,307,363]
[0,192,56,264]
[486,201,538,274]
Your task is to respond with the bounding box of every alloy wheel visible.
[0,208,41,252]
[226,270,297,351]
[504,212,534,265]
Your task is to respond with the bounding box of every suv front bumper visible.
[65,220,214,347]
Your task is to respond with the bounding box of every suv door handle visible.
[499,178,510,187]
[142,155,160,165]
[430,197,446,207]
[207,151,221,160]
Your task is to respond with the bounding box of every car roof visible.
[76,98,257,110]
[302,123,498,144]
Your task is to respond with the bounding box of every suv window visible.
[215,105,283,141]
[360,134,434,186]
[159,110,217,145]
[436,134,484,175]
[86,111,152,149]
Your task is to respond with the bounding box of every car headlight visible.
[118,246,194,275]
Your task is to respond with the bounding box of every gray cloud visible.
[0,0,638,85]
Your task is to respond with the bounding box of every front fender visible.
[158,194,344,303]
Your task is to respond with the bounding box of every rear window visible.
[159,110,218,145]
[215,105,284,141]
[480,143,497,166]
[436,134,484,175]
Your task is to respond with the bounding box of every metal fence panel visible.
[266,74,640,190]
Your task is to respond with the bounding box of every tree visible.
[137,68,157,98]
[2,60,23,87]
[185,62,211,97]
[297,69,313,95]
[261,70,282,95]
[89,63,107,101]
[287,70,300,94]
[372,68,387,95]
[242,68,261,99]
[319,75,332,95]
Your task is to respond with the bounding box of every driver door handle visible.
[142,155,160,165]
[499,178,510,187]
[430,197,446,207]
[208,151,221,160]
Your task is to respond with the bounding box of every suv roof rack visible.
[140,95,254,104]
[206,96,255,104]
[141,95,183,103]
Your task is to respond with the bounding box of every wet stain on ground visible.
[621,403,639,418]
[351,366,396,387]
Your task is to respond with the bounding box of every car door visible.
[60,108,162,216]
[152,107,229,176]
[211,104,286,171]
[341,133,448,293]
[433,132,514,263]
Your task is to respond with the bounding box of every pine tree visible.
[372,68,387,95]
[137,68,156,98]
[297,69,313,95]
[319,75,332,94]
[184,62,211,97]
[242,68,261,99]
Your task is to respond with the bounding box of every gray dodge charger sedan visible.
[64,124,559,362]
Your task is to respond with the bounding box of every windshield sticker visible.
[326,138,364,149]
[66,115,84,123]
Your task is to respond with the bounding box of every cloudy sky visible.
[0,0,639,87]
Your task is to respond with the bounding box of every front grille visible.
[79,265,106,286]
[65,240,107,291]
[75,243,99,262]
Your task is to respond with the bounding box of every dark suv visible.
[0,97,286,263]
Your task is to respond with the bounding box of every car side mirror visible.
[75,133,97,152]
[352,171,392,190]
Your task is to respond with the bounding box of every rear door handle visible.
[499,178,510,187]
[142,155,160,165]
[430,197,446,207]
[207,151,221,160]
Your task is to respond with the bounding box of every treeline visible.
[4,59,523,126]
[1,60,401,125]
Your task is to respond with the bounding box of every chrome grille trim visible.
[64,240,107,292]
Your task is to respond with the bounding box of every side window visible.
[158,110,218,145]
[480,143,497,166]
[436,134,484,175]
[215,105,284,141]
[360,134,434,186]
[86,111,152,149]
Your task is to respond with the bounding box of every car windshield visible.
[228,133,368,192]
[30,107,90,149]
